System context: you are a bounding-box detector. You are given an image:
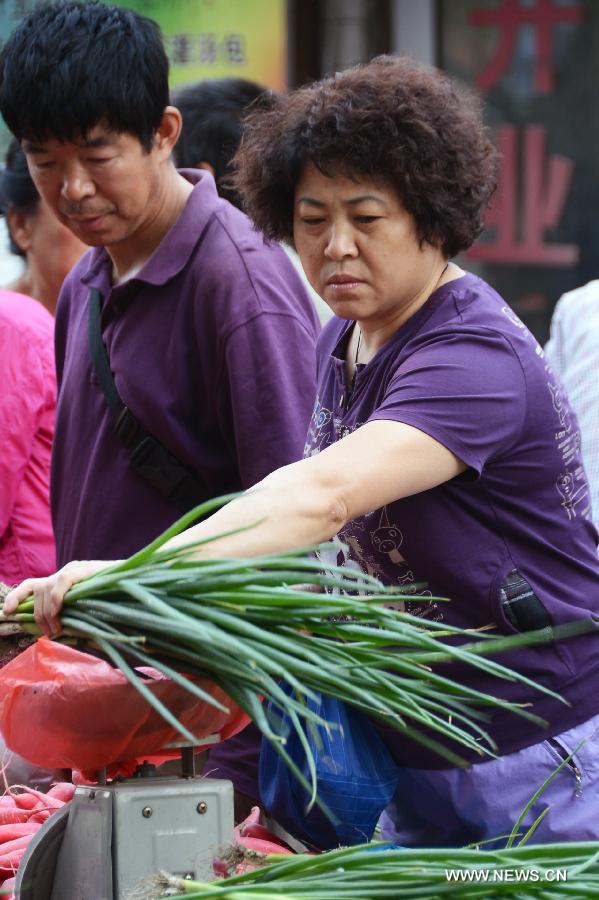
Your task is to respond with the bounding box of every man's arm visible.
[217,312,319,488]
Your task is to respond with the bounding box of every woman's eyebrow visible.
[296,196,325,207]
[346,195,386,205]
[296,194,385,206]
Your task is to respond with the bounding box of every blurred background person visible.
[0,138,87,587]
[0,139,86,315]
[0,297,67,786]
[0,288,55,587]
[173,77,331,325]
[545,282,599,528]
[173,77,267,207]
[0,142,84,790]
[0,136,87,592]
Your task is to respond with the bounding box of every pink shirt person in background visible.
[0,290,56,584]
[0,141,84,788]
[0,139,85,586]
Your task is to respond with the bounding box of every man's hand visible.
[3,560,114,637]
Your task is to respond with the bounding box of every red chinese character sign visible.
[470,0,582,93]
[439,0,587,338]
[469,125,579,266]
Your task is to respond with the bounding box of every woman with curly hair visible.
[8,56,599,845]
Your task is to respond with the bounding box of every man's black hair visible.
[0,139,40,256]
[0,1,169,151]
[173,78,268,208]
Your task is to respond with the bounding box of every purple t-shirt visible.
[52,170,320,563]
[306,272,599,767]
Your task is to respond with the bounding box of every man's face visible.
[21,125,163,249]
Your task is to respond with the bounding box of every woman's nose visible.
[324,222,358,260]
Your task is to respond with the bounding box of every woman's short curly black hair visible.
[232,55,497,258]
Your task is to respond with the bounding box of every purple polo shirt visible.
[52,169,320,563]
[306,272,599,767]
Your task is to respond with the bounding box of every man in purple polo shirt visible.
[0,1,318,809]
[0,0,319,559]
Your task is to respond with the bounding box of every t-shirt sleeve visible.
[368,330,527,475]
[218,312,318,488]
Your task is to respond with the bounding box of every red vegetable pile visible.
[213,806,298,879]
[0,781,75,893]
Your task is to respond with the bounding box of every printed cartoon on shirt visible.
[304,396,333,456]
[305,396,440,619]
[304,395,367,456]
[318,506,441,622]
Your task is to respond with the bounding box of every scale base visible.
[15,776,234,899]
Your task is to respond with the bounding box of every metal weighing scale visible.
[15,742,235,900]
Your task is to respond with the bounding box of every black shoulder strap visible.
[88,287,209,513]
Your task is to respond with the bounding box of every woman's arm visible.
[3,419,465,633]
[170,419,465,556]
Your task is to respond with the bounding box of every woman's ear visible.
[154,106,183,161]
[6,208,33,253]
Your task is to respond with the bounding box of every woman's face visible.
[293,164,444,327]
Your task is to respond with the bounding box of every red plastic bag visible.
[0,639,249,773]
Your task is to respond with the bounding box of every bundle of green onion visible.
[0,498,586,796]
[153,842,599,899]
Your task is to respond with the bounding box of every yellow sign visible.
[113,0,288,90]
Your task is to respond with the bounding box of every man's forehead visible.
[22,126,120,153]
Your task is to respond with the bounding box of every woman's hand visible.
[2,560,115,637]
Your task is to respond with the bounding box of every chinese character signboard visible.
[440,0,596,341]
[469,0,582,93]
[112,0,287,90]
[467,124,578,267]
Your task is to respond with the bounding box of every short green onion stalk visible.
[0,497,590,801]
[149,842,599,899]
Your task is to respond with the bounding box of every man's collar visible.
[81,169,223,291]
